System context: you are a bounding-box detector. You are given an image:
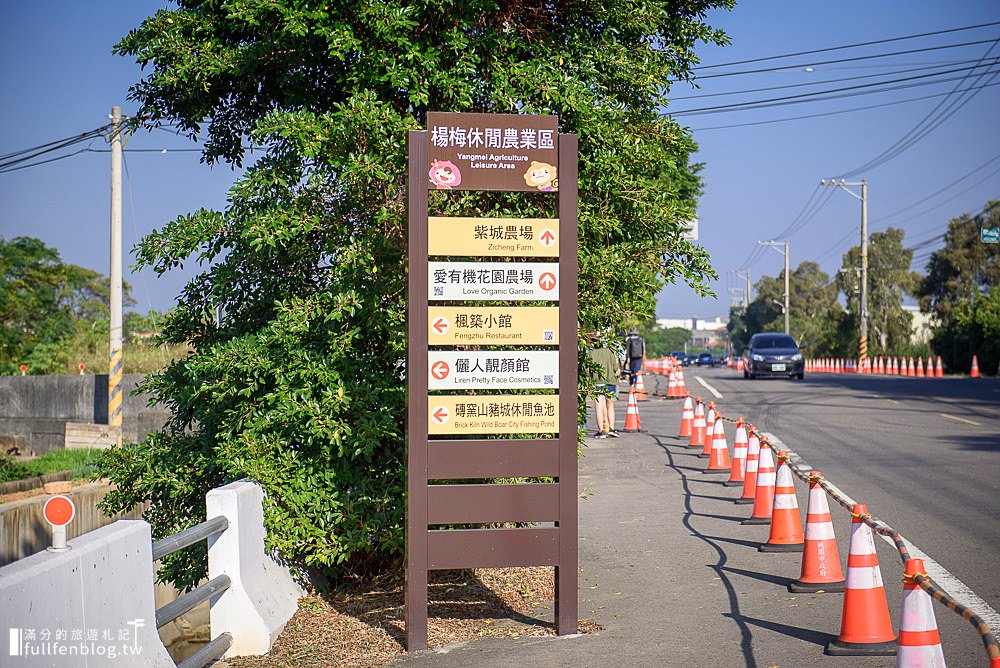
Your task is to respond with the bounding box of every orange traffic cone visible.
[724,418,748,487]
[743,439,775,525]
[935,355,944,378]
[689,398,706,448]
[915,356,925,377]
[623,388,642,432]
[971,355,980,378]
[826,504,896,656]
[676,367,687,396]
[789,471,845,592]
[679,394,693,438]
[704,417,731,474]
[897,558,945,666]
[759,452,804,552]
[666,369,677,398]
[736,428,760,505]
[702,403,717,457]
[908,357,916,377]
[635,370,647,400]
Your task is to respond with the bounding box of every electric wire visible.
[872,155,1000,226]
[689,80,1000,131]
[674,57,1000,101]
[691,21,1000,71]
[834,38,1000,178]
[688,38,999,81]
[671,62,1000,116]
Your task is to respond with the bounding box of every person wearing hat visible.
[625,328,645,388]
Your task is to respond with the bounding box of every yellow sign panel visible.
[428,217,559,257]
[428,395,559,435]
[428,306,558,345]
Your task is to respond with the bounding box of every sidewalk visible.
[393,394,920,667]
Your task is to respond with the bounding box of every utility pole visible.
[109,107,123,445]
[821,178,868,370]
[734,270,751,309]
[757,241,790,334]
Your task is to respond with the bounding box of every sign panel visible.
[982,227,999,243]
[428,306,558,345]
[429,217,559,257]
[427,112,559,192]
[428,395,559,435]
[429,262,559,301]
[427,351,559,390]
[681,218,699,241]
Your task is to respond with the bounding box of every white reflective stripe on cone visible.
[845,566,884,590]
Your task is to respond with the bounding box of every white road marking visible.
[939,412,981,427]
[765,433,1000,631]
[694,376,723,399]
[887,399,899,405]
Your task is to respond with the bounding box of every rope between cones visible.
[785,460,1000,664]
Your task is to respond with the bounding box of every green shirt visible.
[589,346,620,386]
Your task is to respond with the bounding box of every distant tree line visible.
[727,201,999,375]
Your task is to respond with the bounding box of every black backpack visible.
[627,336,644,360]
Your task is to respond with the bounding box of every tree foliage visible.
[0,236,124,374]
[635,321,692,357]
[836,227,920,355]
[97,0,733,588]
[728,261,847,355]
[919,202,1000,373]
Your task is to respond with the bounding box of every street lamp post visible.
[758,240,789,334]
[821,178,868,369]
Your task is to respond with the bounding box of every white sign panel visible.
[681,219,699,241]
[429,262,559,301]
[427,351,560,390]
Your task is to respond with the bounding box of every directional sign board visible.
[983,227,1000,243]
[429,217,559,257]
[428,351,559,390]
[427,395,559,435]
[429,262,558,301]
[428,306,558,345]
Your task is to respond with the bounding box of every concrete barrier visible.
[0,520,176,667]
[207,481,304,657]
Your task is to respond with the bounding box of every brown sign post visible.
[407,112,578,650]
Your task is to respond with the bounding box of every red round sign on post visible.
[43,495,76,527]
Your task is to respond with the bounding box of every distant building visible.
[656,317,728,349]
[902,304,935,344]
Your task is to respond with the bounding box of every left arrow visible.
[432,406,450,424]
[432,317,450,334]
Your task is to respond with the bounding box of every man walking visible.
[625,328,645,388]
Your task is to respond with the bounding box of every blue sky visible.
[1,2,998,320]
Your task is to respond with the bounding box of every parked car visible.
[741,333,805,380]
[669,351,687,365]
[696,352,715,367]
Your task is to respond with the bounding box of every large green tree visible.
[0,236,121,374]
[728,261,847,355]
[98,0,732,587]
[918,202,1000,373]
[836,227,920,355]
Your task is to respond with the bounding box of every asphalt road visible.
[680,366,1000,619]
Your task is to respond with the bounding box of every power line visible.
[688,38,999,81]
[692,21,1000,71]
[834,38,1000,178]
[689,80,1000,131]
[670,61,1000,116]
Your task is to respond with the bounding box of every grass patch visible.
[0,449,101,483]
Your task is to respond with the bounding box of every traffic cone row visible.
[668,401,931,660]
[808,353,986,378]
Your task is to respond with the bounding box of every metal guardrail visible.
[176,632,233,668]
[152,514,233,667]
[156,575,231,629]
[152,515,229,562]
